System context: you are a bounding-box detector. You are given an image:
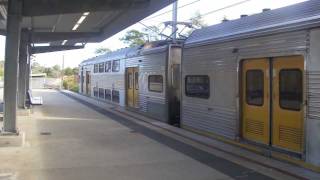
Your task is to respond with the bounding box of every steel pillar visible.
[18,31,28,109]
[3,0,22,132]
[26,43,31,95]
[26,52,30,94]
[172,1,178,41]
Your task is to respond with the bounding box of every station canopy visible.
[0,0,176,52]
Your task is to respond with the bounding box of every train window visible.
[128,72,133,89]
[135,72,139,90]
[94,64,98,73]
[185,75,210,99]
[148,75,163,92]
[105,61,111,72]
[99,88,104,99]
[112,60,120,72]
[279,69,302,111]
[93,87,98,97]
[246,70,264,106]
[105,89,111,101]
[99,63,104,73]
[112,90,120,103]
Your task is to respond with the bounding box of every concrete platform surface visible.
[0,89,309,180]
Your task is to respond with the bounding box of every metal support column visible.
[3,0,22,132]
[172,1,178,41]
[18,31,28,109]
[26,44,31,95]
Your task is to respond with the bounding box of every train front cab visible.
[241,55,304,154]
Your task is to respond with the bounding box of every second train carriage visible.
[181,0,320,166]
[79,48,131,106]
[79,41,182,125]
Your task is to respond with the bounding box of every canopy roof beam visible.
[31,45,85,54]
[22,0,150,16]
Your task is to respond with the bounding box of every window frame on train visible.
[105,61,112,72]
[148,75,163,93]
[245,70,264,106]
[112,60,120,72]
[112,90,120,103]
[93,87,98,97]
[99,62,105,73]
[105,89,112,101]
[94,64,98,73]
[279,68,303,111]
[98,88,105,99]
[185,75,210,99]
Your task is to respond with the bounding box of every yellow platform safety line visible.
[181,125,320,173]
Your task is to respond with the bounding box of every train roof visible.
[185,0,320,47]
[79,40,183,65]
[80,47,136,66]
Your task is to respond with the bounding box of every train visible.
[79,0,320,167]
[79,40,183,125]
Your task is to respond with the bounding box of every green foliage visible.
[63,67,73,76]
[63,67,79,76]
[119,11,206,46]
[190,11,207,28]
[95,47,111,55]
[143,26,161,42]
[52,65,61,71]
[0,61,4,79]
[31,62,45,74]
[63,75,79,92]
[184,11,207,36]
[31,63,79,78]
[119,30,147,47]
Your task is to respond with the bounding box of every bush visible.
[63,75,79,92]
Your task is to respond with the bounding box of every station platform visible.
[0,89,318,180]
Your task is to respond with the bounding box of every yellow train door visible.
[272,56,304,153]
[242,59,270,145]
[126,68,134,107]
[86,71,91,95]
[133,67,139,108]
[126,67,139,108]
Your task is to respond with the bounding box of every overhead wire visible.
[138,22,170,38]
[142,0,201,21]
[183,0,252,21]
[138,0,254,38]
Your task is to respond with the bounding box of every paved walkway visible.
[0,90,304,179]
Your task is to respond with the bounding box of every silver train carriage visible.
[79,41,182,125]
[181,0,320,167]
[79,0,320,167]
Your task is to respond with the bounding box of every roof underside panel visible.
[54,14,82,32]
[78,11,121,32]
[186,0,320,46]
[1,0,176,47]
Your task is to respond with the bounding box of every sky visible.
[0,0,308,68]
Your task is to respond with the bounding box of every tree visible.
[143,26,161,42]
[119,30,147,47]
[72,67,79,75]
[190,11,207,29]
[95,47,111,55]
[31,62,45,74]
[63,67,74,76]
[184,11,207,36]
[52,65,60,71]
[44,67,53,77]
[0,61,4,78]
